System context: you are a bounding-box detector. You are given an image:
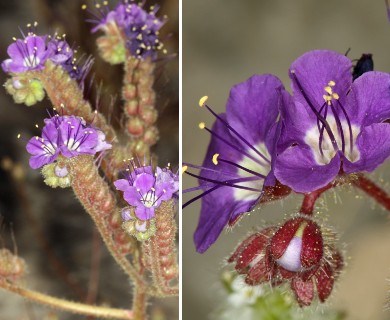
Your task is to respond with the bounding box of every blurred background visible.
[183,1,390,319]
[0,0,178,319]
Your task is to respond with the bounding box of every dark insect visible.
[352,53,373,80]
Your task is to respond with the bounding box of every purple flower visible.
[114,165,179,221]
[26,115,111,169]
[184,75,287,253]
[1,35,51,73]
[90,2,165,60]
[2,33,92,81]
[26,121,60,169]
[47,39,74,64]
[274,50,390,193]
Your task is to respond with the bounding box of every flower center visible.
[305,115,360,165]
[304,80,361,165]
[140,189,157,208]
[23,54,40,68]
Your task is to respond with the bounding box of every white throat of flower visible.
[233,142,271,202]
[305,116,360,165]
[23,54,40,68]
[139,188,158,208]
[304,81,360,165]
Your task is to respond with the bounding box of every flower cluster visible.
[90,1,165,60]
[2,33,90,80]
[185,50,390,253]
[228,216,343,306]
[115,163,178,240]
[26,114,111,170]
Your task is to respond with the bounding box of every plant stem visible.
[0,279,133,319]
[142,201,179,297]
[300,183,336,216]
[122,57,158,157]
[353,175,390,211]
[68,155,142,283]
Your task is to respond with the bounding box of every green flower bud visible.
[5,77,45,107]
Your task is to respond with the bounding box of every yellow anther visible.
[212,153,219,165]
[198,122,205,129]
[81,4,87,10]
[199,96,208,107]
[324,86,333,95]
[151,187,155,192]
[35,124,39,128]
[182,166,188,174]
[328,80,336,87]
[95,3,101,8]
[323,95,331,102]
[17,134,21,139]
[332,93,339,100]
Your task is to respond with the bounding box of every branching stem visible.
[0,279,133,319]
[353,175,390,211]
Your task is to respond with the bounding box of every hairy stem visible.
[300,183,336,215]
[32,61,123,179]
[0,279,133,319]
[353,175,390,211]
[68,155,142,283]
[122,57,158,157]
[132,285,147,320]
[142,201,178,297]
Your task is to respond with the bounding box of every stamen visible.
[183,185,220,209]
[330,104,346,154]
[182,165,188,174]
[291,71,339,152]
[202,125,268,167]
[182,162,238,178]
[202,103,271,164]
[185,171,261,193]
[212,154,219,165]
[199,96,208,107]
[217,157,266,179]
[336,100,354,155]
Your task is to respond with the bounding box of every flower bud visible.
[41,159,71,188]
[270,217,323,272]
[96,35,126,65]
[229,215,342,306]
[5,77,45,107]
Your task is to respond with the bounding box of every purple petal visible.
[194,193,255,253]
[346,72,390,126]
[123,187,143,207]
[226,74,284,146]
[59,117,98,157]
[343,123,390,173]
[274,145,341,193]
[134,172,155,193]
[289,50,352,113]
[29,153,58,169]
[114,179,130,192]
[94,131,112,152]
